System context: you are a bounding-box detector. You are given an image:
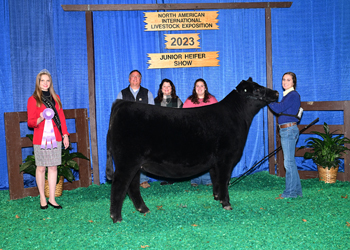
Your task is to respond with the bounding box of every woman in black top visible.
[154,79,183,185]
[154,79,183,108]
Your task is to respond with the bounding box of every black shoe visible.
[40,204,48,210]
[48,201,62,209]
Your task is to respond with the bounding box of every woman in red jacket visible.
[27,69,69,209]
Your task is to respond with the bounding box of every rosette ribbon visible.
[40,108,57,149]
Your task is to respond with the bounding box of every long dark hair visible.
[154,78,178,102]
[283,72,297,89]
[188,78,213,104]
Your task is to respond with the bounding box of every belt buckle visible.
[280,123,290,129]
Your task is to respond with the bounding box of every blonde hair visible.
[32,71,62,109]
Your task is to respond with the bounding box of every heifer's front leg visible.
[127,170,149,214]
[219,183,233,211]
[214,165,233,210]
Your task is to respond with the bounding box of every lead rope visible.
[229,118,319,188]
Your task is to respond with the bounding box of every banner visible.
[165,33,200,49]
[144,11,219,31]
[147,52,219,69]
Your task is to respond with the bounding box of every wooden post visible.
[343,101,350,181]
[4,112,26,200]
[85,11,100,185]
[265,7,276,175]
[62,2,292,12]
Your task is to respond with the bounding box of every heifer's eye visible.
[244,89,247,92]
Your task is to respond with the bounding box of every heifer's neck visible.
[221,90,266,128]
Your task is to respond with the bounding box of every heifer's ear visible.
[247,77,253,82]
[237,80,252,94]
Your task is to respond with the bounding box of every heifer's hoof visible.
[110,214,122,223]
[137,206,150,214]
[223,205,233,210]
[213,194,219,200]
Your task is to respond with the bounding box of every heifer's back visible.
[107,77,278,223]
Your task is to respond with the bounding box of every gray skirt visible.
[34,141,62,167]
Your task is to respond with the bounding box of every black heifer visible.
[106,77,278,223]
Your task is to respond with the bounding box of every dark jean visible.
[280,124,302,198]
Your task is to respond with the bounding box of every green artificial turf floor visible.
[1,171,349,249]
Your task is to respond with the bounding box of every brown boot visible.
[140,181,150,189]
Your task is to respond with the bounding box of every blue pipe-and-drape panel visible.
[0,0,90,189]
[271,1,350,173]
[93,5,270,183]
[0,0,13,190]
[272,0,350,102]
[1,0,350,189]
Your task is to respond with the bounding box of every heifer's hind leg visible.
[105,132,114,181]
[110,163,141,223]
[209,168,219,199]
[127,169,150,214]
[110,172,132,223]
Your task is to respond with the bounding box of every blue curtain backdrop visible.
[0,0,349,189]
[0,0,13,190]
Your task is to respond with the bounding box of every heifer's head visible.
[236,77,278,105]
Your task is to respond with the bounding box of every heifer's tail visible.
[106,132,114,181]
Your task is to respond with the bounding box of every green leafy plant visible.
[20,134,89,183]
[299,122,350,170]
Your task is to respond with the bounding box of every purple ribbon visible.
[40,108,57,149]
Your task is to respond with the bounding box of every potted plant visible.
[299,122,350,183]
[20,134,89,196]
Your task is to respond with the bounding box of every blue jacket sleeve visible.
[268,92,299,114]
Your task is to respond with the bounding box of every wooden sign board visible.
[165,33,200,49]
[147,52,219,69]
[144,11,219,31]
